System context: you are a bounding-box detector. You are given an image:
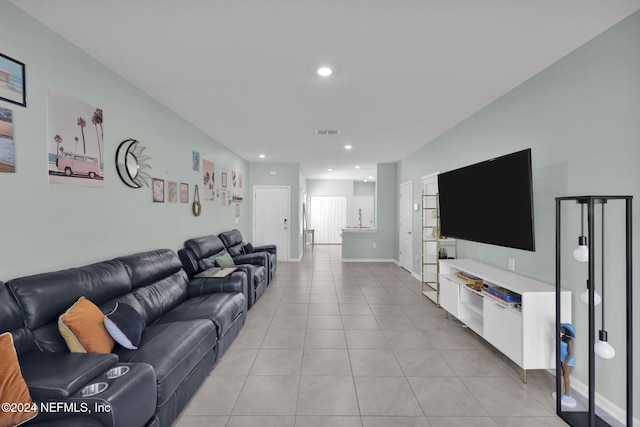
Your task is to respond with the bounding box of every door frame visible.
[253,185,290,261]
[399,180,413,272]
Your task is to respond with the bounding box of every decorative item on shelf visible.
[559,323,577,408]
[115,139,151,188]
[192,185,201,217]
[482,285,521,305]
[455,271,483,290]
[555,195,632,427]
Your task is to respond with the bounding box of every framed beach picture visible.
[0,53,26,107]
[0,106,15,173]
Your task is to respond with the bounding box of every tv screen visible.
[437,149,535,251]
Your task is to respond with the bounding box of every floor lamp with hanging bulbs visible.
[555,195,632,427]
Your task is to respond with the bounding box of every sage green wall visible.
[342,163,396,260]
[0,2,250,278]
[248,162,304,260]
[398,11,640,417]
[353,181,375,196]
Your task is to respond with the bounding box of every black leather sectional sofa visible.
[0,244,255,427]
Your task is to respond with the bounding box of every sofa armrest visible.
[253,244,277,256]
[19,351,118,400]
[232,253,269,268]
[187,271,247,299]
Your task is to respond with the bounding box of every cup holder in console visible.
[79,382,109,397]
[105,365,130,379]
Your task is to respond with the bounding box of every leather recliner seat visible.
[218,229,277,282]
[179,234,268,309]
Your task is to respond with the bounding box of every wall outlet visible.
[508,258,515,271]
[372,243,377,249]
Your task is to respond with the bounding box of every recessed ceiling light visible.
[355,165,361,169]
[317,66,332,77]
[344,145,352,150]
[259,154,266,159]
[327,168,333,172]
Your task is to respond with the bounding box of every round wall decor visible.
[115,139,151,188]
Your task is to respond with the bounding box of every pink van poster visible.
[47,89,104,187]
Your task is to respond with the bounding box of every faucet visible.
[358,208,362,228]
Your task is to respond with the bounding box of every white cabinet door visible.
[439,275,459,318]
[483,299,523,364]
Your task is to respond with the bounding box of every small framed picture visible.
[221,172,227,188]
[192,151,200,171]
[180,182,189,203]
[0,52,26,107]
[152,178,164,202]
[167,181,178,203]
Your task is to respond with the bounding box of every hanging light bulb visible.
[595,201,614,360]
[573,237,589,262]
[595,331,616,359]
[573,203,589,262]
[579,279,601,306]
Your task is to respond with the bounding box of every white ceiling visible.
[11,0,640,181]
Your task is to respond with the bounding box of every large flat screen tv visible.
[437,148,535,251]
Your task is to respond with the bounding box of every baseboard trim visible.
[568,376,639,426]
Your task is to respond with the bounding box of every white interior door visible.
[399,181,413,272]
[254,186,289,260]
[309,196,346,244]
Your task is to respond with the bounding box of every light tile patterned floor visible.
[174,245,568,427]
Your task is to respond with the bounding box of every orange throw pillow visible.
[0,332,38,427]
[58,297,115,354]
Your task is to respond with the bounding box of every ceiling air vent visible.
[316,129,341,135]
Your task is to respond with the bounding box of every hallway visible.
[174,245,565,427]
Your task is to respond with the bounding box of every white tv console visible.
[439,259,571,382]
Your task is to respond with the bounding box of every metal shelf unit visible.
[421,193,456,305]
